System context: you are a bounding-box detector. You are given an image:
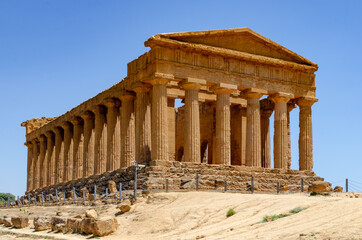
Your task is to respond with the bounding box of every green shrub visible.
[262,207,307,223]
[226,208,236,217]
[289,207,306,214]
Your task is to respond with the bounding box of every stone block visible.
[92,218,118,237]
[34,217,52,231]
[334,186,343,192]
[117,199,131,213]
[80,218,96,234]
[308,181,332,193]
[85,209,97,219]
[11,217,29,228]
[66,218,82,233]
[51,217,67,231]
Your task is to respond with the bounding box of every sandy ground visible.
[0,191,362,240]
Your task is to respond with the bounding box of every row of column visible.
[26,86,154,191]
[180,82,317,172]
[26,77,317,191]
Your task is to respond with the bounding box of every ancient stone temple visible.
[22,28,323,193]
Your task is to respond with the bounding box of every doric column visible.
[270,93,294,169]
[213,83,236,165]
[53,127,64,184]
[297,97,317,170]
[45,131,55,186]
[133,83,152,164]
[168,98,176,161]
[38,135,47,188]
[245,88,266,167]
[61,122,73,182]
[25,142,33,191]
[260,99,274,168]
[70,117,84,179]
[120,93,136,168]
[31,139,39,189]
[105,98,121,171]
[81,112,95,177]
[183,78,204,163]
[287,101,296,169]
[150,78,170,162]
[91,105,107,174]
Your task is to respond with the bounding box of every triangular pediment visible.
[152,28,316,67]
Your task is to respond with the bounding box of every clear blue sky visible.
[1,1,362,196]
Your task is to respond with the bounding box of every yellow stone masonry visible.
[22,28,318,192]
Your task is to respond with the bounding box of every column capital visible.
[296,97,318,107]
[120,92,136,101]
[53,127,63,135]
[90,105,107,115]
[260,99,274,118]
[104,98,121,108]
[38,135,47,142]
[147,72,174,85]
[132,82,152,93]
[80,111,95,120]
[70,117,83,125]
[212,83,237,95]
[45,131,55,138]
[182,77,206,90]
[287,100,297,112]
[269,92,294,103]
[243,88,267,99]
[60,121,72,130]
[31,138,38,144]
[24,141,33,147]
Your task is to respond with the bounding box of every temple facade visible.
[22,28,319,192]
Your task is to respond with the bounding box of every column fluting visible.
[297,97,317,171]
[53,127,64,184]
[133,83,152,164]
[70,117,84,179]
[81,112,95,177]
[214,87,233,165]
[270,93,293,169]
[183,82,202,163]
[150,79,169,162]
[91,106,107,174]
[31,139,39,189]
[260,99,274,168]
[245,90,265,167]
[105,99,121,171]
[120,93,136,168]
[45,131,55,186]
[62,122,74,182]
[25,142,33,191]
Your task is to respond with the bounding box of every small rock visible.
[11,217,29,228]
[3,217,12,227]
[73,214,82,219]
[309,181,332,193]
[334,186,343,192]
[117,199,131,213]
[108,181,118,193]
[92,218,118,237]
[34,217,52,231]
[85,209,97,219]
